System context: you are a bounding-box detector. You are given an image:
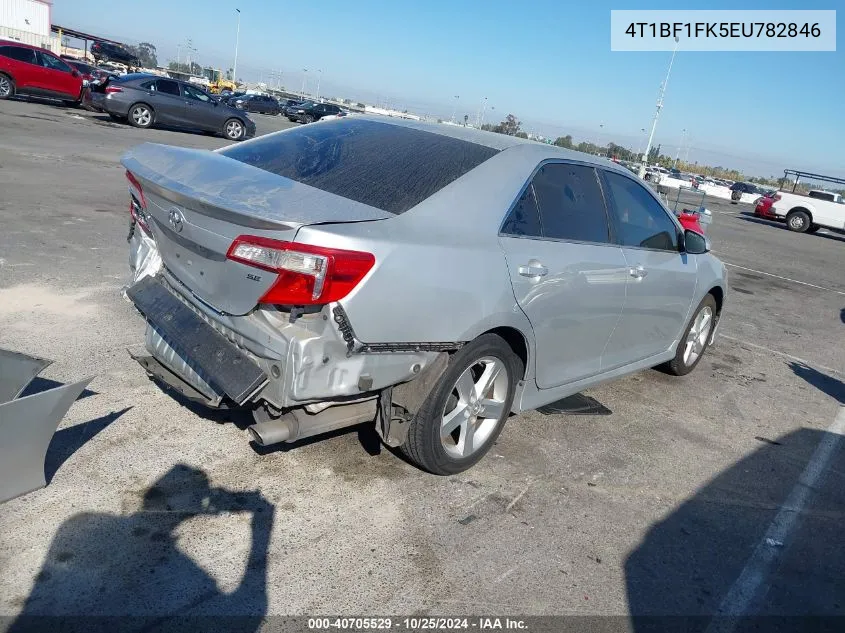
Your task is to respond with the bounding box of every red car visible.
[0,41,84,104]
[754,193,780,219]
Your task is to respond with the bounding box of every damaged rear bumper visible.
[125,275,440,416]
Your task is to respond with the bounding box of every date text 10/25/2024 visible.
[307,618,528,631]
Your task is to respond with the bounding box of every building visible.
[0,0,59,52]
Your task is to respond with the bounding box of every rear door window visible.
[221,119,499,214]
[0,46,37,64]
[155,80,181,96]
[500,185,543,237]
[602,170,679,251]
[531,163,610,243]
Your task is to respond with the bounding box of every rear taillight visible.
[227,236,375,306]
[105,85,123,94]
[125,170,150,233]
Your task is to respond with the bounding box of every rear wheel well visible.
[482,326,529,380]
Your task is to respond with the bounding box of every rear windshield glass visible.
[220,119,499,214]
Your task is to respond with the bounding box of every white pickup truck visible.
[767,189,845,233]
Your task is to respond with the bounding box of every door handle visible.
[518,264,548,278]
[629,265,648,279]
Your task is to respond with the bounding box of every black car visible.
[91,41,139,67]
[730,181,760,202]
[230,93,281,115]
[282,100,303,116]
[288,101,342,123]
[85,73,255,141]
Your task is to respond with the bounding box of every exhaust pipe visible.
[247,415,295,447]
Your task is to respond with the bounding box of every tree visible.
[515,131,528,139]
[127,42,157,68]
[492,114,521,136]
[553,135,573,148]
[225,68,234,81]
[647,146,660,163]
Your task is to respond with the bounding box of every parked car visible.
[0,41,84,104]
[766,189,845,233]
[85,73,255,140]
[121,117,726,475]
[230,93,281,115]
[287,101,342,123]
[91,41,139,67]
[63,59,105,86]
[317,111,348,122]
[277,98,299,110]
[730,181,760,202]
[282,100,304,117]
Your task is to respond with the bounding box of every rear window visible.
[221,119,499,214]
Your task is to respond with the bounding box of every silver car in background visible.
[121,117,727,475]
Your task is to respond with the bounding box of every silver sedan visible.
[121,116,727,474]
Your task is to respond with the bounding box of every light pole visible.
[638,36,680,178]
[450,95,459,123]
[675,128,687,168]
[315,69,322,101]
[301,69,308,99]
[233,9,241,86]
[635,127,647,159]
[477,96,487,128]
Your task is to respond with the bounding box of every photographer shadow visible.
[10,464,274,632]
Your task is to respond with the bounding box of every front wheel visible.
[0,75,15,100]
[401,333,522,475]
[786,210,811,233]
[662,294,717,376]
[128,103,154,128]
[303,114,314,124]
[223,117,246,141]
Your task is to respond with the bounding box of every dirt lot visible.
[1,98,843,626]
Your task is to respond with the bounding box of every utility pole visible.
[476,96,487,128]
[450,95,459,123]
[315,69,322,101]
[639,36,680,178]
[635,127,647,159]
[675,128,687,168]
[301,69,308,99]
[233,9,241,86]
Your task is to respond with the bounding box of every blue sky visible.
[56,0,843,177]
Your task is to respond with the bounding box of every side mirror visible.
[683,229,710,255]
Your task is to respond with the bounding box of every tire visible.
[223,117,246,141]
[786,210,811,233]
[303,115,314,124]
[401,333,522,475]
[128,103,154,128]
[662,294,718,376]
[0,74,14,100]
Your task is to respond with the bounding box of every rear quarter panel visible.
[293,148,540,348]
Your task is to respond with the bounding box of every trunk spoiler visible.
[120,143,393,230]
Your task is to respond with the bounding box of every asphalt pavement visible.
[0,98,843,627]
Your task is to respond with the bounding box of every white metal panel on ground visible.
[0,0,50,37]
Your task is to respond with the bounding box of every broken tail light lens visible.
[125,170,150,234]
[226,236,375,305]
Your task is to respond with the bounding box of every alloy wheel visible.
[131,106,151,127]
[789,215,805,230]
[226,120,243,139]
[0,76,12,98]
[683,306,713,366]
[440,357,509,459]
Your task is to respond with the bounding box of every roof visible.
[349,115,626,172]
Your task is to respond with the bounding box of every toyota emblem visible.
[168,208,184,233]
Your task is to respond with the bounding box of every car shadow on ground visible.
[85,112,222,139]
[626,365,845,631]
[737,213,845,244]
[8,463,273,632]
